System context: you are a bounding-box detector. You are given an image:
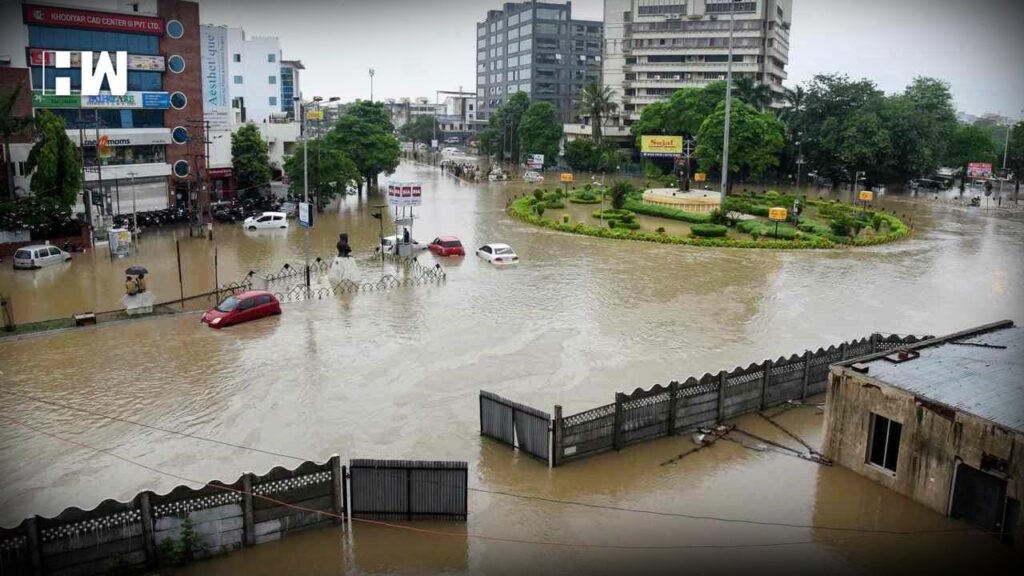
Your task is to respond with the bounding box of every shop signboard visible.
[31,90,80,108]
[23,4,164,35]
[200,25,230,129]
[29,49,165,71]
[80,91,169,109]
[387,182,423,206]
[640,135,683,157]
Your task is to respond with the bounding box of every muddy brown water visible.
[1,163,1022,574]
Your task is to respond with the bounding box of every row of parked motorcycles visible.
[111,207,191,232]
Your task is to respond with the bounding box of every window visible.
[520,38,532,50]
[170,92,187,109]
[49,247,62,257]
[521,9,532,21]
[233,53,241,62]
[638,3,687,16]
[269,96,278,106]
[234,75,243,84]
[269,75,277,84]
[268,53,277,63]
[239,298,255,311]
[868,414,902,473]
[537,7,564,20]
[165,19,184,39]
[256,295,273,305]
[28,26,159,54]
[508,13,520,26]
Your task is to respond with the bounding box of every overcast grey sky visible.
[199,0,1024,117]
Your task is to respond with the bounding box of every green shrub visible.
[592,208,634,219]
[610,180,634,210]
[562,215,570,224]
[607,219,617,228]
[614,219,641,230]
[798,219,832,236]
[544,200,565,209]
[690,223,729,238]
[618,213,636,224]
[623,199,711,223]
[534,204,545,217]
[532,189,544,201]
[656,227,666,234]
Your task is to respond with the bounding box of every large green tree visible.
[283,141,361,209]
[732,77,773,111]
[576,82,617,143]
[695,101,785,190]
[946,124,998,191]
[328,105,400,192]
[1006,122,1024,200]
[231,124,272,196]
[517,102,562,168]
[24,110,80,209]
[478,92,531,163]
[400,115,438,149]
[880,77,957,182]
[1,85,32,199]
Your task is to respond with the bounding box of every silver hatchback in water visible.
[12,244,72,269]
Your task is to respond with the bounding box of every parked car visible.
[243,212,288,230]
[376,234,428,255]
[12,244,72,269]
[201,290,281,328]
[476,243,518,264]
[910,178,946,191]
[523,170,544,183]
[428,236,466,257]
[444,137,460,144]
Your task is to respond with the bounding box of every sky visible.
[198,0,1024,118]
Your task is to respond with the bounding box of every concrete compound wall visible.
[0,456,343,576]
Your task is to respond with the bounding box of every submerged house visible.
[823,320,1023,549]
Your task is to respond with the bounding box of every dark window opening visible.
[868,413,901,473]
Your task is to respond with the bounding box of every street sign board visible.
[430,139,439,149]
[527,154,544,169]
[967,162,992,178]
[859,190,874,202]
[694,173,707,182]
[768,207,788,222]
[387,181,423,206]
[560,173,574,183]
[640,135,683,157]
[299,202,312,227]
[306,110,323,121]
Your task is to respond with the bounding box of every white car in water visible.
[12,244,72,269]
[476,243,519,265]
[243,212,288,230]
[376,234,428,255]
[523,170,544,183]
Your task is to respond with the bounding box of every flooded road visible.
[1,163,1022,574]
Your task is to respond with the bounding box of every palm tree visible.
[0,84,32,199]
[576,82,617,144]
[780,85,805,125]
[732,77,772,111]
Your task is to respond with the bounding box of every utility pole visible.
[128,170,138,249]
[719,0,737,211]
[297,96,311,295]
[369,68,375,102]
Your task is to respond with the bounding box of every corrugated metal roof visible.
[861,326,1024,433]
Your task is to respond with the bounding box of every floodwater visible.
[1,162,1022,574]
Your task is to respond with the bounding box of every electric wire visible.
[0,391,990,538]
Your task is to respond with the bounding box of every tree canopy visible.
[400,115,438,147]
[25,110,80,209]
[231,124,272,195]
[517,102,563,168]
[695,100,785,186]
[478,92,530,162]
[576,82,617,143]
[326,104,401,191]
[283,141,360,209]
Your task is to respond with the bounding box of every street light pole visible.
[369,68,375,102]
[128,170,137,249]
[296,96,311,295]
[719,0,737,211]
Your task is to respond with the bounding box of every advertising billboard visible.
[23,4,164,35]
[80,92,169,109]
[527,154,544,169]
[640,135,683,157]
[387,182,423,206]
[32,91,81,109]
[29,49,165,71]
[967,162,993,178]
[200,25,230,129]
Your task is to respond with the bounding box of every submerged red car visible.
[428,235,466,257]
[202,290,281,328]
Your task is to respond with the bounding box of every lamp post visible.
[719,0,737,211]
[127,170,138,249]
[295,96,311,294]
[369,68,375,102]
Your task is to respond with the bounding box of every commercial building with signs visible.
[0,0,206,221]
[200,24,303,196]
[437,90,477,141]
[824,321,1023,549]
[476,2,603,125]
[567,0,792,142]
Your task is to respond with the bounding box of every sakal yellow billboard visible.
[640,135,683,157]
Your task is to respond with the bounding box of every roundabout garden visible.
[508,182,911,249]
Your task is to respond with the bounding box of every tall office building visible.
[476,2,603,125]
[590,0,791,138]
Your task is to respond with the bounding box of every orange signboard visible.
[560,173,574,183]
[768,207,788,222]
[859,190,874,202]
[640,135,683,157]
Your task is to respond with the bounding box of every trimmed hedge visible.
[690,224,728,238]
[508,197,835,249]
[592,208,634,219]
[623,199,711,223]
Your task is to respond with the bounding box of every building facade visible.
[824,321,1023,550]
[279,59,303,120]
[476,2,603,124]
[0,0,207,223]
[583,0,791,140]
[437,90,477,141]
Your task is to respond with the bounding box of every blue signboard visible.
[142,92,170,109]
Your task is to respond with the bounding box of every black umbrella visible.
[126,265,148,275]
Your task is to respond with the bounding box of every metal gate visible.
[348,459,467,521]
[479,390,551,463]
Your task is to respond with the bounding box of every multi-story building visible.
[437,90,477,141]
[0,0,207,223]
[573,0,791,142]
[384,98,445,131]
[476,2,603,125]
[200,25,303,197]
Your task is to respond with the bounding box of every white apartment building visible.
[569,0,792,142]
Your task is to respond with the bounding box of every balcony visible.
[625,61,761,74]
[624,78,713,89]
